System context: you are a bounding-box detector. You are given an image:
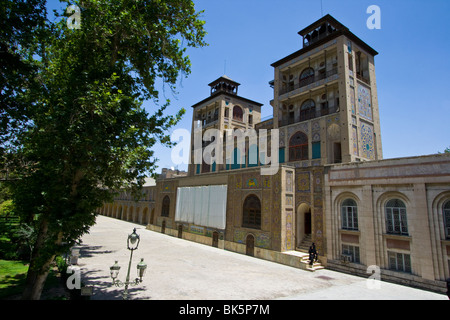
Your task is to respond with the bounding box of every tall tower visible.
[271,14,382,165]
[188,76,263,176]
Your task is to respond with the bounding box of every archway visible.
[142,208,148,225]
[296,203,312,248]
[128,206,134,222]
[150,208,155,225]
[161,220,166,234]
[134,207,140,223]
[212,231,219,248]
[246,234,255,257]
[122,206,127,220]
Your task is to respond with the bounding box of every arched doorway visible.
[134,207,140,223]
[212,231,219,248]
[142,208,148,225]
[150,208,155,225]
[246,234,255,257]
[122,206,127,220]
[296,203,312,248]
[128,206,134,222]
[161,220,166,234]
[161,196,170,217]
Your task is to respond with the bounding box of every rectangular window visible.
[312,142,321,159]
[348,53,353,71]
[342,207,358,230]
[342,244,360,264]
[388,251,412,273]
[386,207,408,235]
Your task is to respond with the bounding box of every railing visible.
[356,73,370,85]
[194,115,219,129]
[279,68,338,95]
[278,105,339,127]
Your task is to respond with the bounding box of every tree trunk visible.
[21,257,54,300]
[21,218,55,300]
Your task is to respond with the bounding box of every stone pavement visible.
[74,215,447,300]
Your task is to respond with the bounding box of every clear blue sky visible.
[48,0,450,173]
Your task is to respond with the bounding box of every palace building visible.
[98,15,450,293]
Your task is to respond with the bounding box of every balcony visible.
[278,104,339,127]
[279,68,338,96]
[356,73,370,85]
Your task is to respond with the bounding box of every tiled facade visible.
[98,15,450,293]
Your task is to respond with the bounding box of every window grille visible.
[243,195,261,229]
[385,199,408,235]
[388,251,411,273]
[341,199,358,231]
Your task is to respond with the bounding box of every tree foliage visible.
[1,0,207,299]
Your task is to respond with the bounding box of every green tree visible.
[1,0,48,178]
[2,0,206,299]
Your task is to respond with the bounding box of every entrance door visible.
[246,234,255,257]
[304,209,312,235]
[150,209,155,225]
[334,142,342,163]
[212,232,219,248]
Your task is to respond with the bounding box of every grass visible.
[0,259,29,299]
[0,259,64,299]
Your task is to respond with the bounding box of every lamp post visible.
[110,228,147,300]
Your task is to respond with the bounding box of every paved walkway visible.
[75,215,447,300]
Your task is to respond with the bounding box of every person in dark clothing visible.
[308,243,317,266]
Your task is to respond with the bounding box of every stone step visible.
[282,250,324,272]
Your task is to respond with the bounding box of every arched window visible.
[444,200,450,239]
[243,195,261,229]
[385,199,408,235]
[161,196,170,217]
[300,99,316,121]
[233,106,243,121]
[341,199,358,230]
[300,67,314,80]
[289,131,308,161]
[299,68,315,87]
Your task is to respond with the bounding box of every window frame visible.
[300,99,316,121]
[242,195,262,229]
[289,131,308,162]
[385,199,408,236]
[341,199,358,231]
[161,196,170,217]
[388,251,412,274]
[342,244,360,264]
[232,105,243,122]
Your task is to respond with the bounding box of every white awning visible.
[175,185,227,230]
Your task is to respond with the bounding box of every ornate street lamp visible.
[110,228,147,300]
